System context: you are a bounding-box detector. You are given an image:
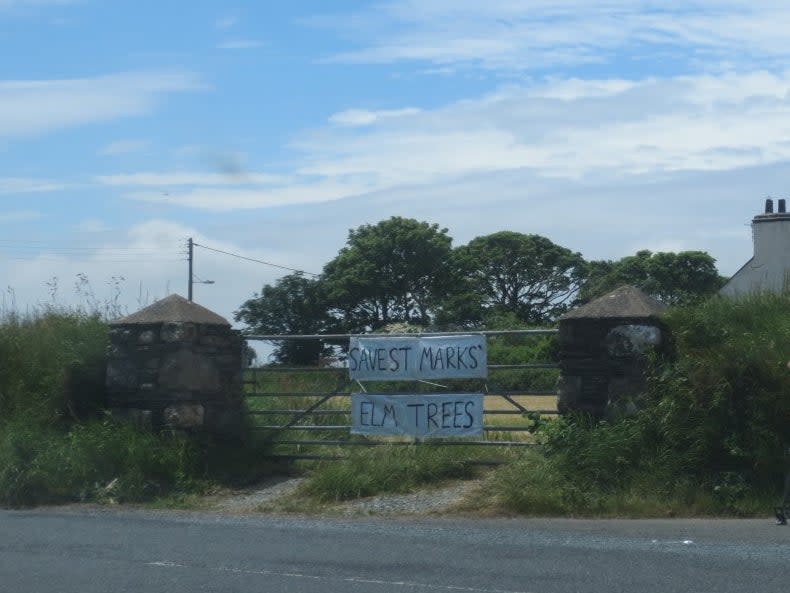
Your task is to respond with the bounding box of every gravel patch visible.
[213,476,483,516]
[335,480,481,517]
[215,476,305,513]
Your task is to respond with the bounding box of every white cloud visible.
[0,71,201,140]
[0,176,68,193]
[126,180,373,211]
[0,209,41,223]
[294,70,790,188]
[100,139,150,156]
[75,218,110,233]
[329,107,422,127]
[116,69,790,216]
[216,40,264,50]
[96,171,288,187]
[320,1,790,71]
[215,16,237,29]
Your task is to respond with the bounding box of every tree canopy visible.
[581,250,725,306]
[235,219,725,364]
[322,217,454,333]
[449,232,586,324]
[234,273,331,365]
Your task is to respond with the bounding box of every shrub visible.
[299,444,482,502]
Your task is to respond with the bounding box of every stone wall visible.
[557,317,666,418]
[106,321,245,437]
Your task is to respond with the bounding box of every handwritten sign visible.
[348,335,487,381]
[351,393,484,438]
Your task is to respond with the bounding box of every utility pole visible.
[187,237,193,302]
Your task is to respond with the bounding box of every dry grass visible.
[484,394,557,413]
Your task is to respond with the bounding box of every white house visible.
[720,199,790,297]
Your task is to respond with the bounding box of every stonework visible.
[557,286,667,418]
[106,294,245,438]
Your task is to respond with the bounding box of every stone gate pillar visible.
[106,294,245,438]
[557,285,668,418]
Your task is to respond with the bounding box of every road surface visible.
[1,508,788,592]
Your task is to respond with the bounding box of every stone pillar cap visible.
[561,285,667,320]
[109,294,231,326]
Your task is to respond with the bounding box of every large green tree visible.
[581,250,725,306]
[446,231,586,325]
[322,217,455,332]
[234,273,331,365]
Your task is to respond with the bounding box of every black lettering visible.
[441,401,453,428]
[375,348,387,370]
[456,346,469,369]
[468,345,480,369]
[419,347,431,370]
[382,404,398,426]
[427,403,439,428]
[349,348,360,371]
[464,401,475,428]
[360,401,373,426]
[453,401,465,427]
[446,346,457,369]
[388,348,401,372]
[407,403,425,427]
[399,347,411,371]
[359,349,371,370]
[431,348,445,370]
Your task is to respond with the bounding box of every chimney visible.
[779,199,787,213]
[765,198,774,213]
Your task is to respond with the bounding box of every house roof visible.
[561,285,667,320]
[110,294,231,326]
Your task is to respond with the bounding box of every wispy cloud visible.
[100,139,150,156]
[96,171,288,187]
[126,180,373,211]
[319,1,790,71]
[0,71,201,140]
[216,39,264,50]
[0,209,41,223]
[329,107,422,127]
[0,176,68,193]
[215,16,237,30]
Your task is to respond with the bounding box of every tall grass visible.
[0,302,272,507]
[490,293,790,516]
[298,444,488,502]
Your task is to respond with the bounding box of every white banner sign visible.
[351,393,484,438]
[348,335,487,381]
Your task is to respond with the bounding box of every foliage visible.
[322,217,454,332]
[298,444,483,502]
[582,250,725,305]
[0,308,272,507]
[0,419,202,507]
[235,274,332,365]
[0,310,108,422]
[448,232,586,325]
[491,293,790,517]
[646,294,790,490]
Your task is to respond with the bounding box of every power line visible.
[192,242,319,277]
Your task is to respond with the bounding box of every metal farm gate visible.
[242,330,559,462]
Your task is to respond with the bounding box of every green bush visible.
[0,419,201,506]
[299,445,483,502]
[0,310,108,422]
[649,294,790,491]
[492,293,790,516]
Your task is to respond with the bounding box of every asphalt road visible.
[1,508,788,593]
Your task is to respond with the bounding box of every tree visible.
[322,217,455,333]
[581,250,725,306]
[448,231,586,324]
[234,274,331,365]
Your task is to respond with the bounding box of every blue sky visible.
[3,0,790,328]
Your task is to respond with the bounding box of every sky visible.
[2,0,790,332]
